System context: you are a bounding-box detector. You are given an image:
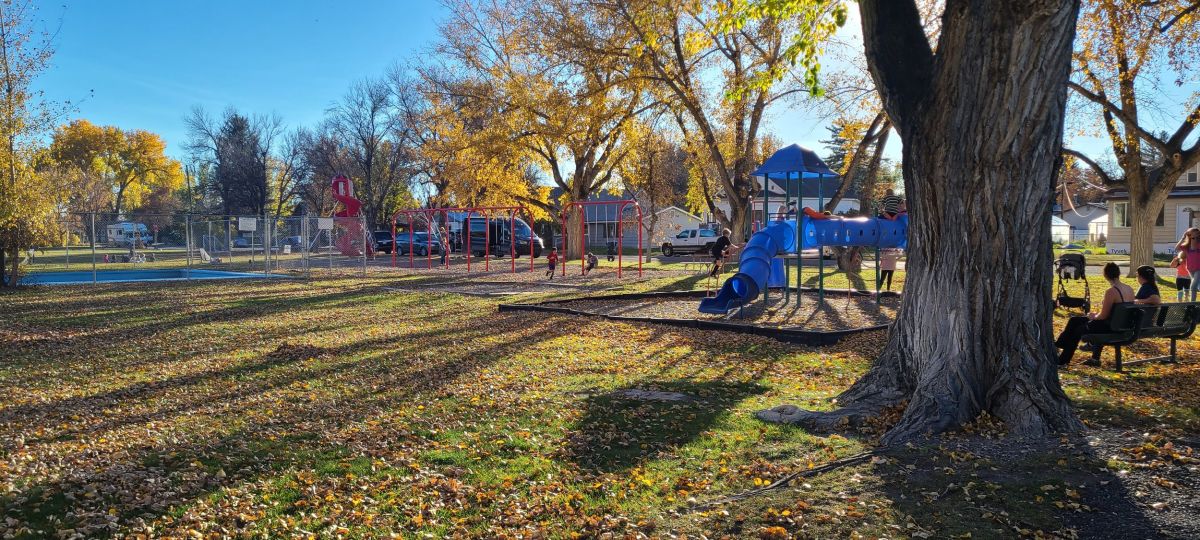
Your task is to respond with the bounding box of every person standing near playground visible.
[878,248,899,291]
[1175,228,1200,301]
[879,189,903,220]
[585,252,598,275]
[1171,250,1191,301]
[708,228,737,278]
[546,248,559,279]
[438,226,450,266]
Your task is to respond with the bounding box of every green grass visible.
[0,272,1197,537]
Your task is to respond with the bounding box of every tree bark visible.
[0,243,7,286]
[760,0,1084,443]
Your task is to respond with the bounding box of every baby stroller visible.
[1054,251,1091,314]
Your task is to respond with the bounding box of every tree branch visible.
[858,0,933,132]
[1160,1,1200,32]
[1067,81,1171,156]
[1063,148,1123,189]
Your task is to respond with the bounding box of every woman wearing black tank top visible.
[1055,263,1134,367]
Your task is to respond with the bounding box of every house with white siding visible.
[1104,162,1200,254]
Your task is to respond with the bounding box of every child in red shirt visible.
[1172,251,1191,302]
[546,248,559,279]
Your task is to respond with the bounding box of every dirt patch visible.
[552,290,898,331]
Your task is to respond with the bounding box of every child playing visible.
[545,248,559,279]
[1176,227,1200,301]
[585,252,598,275]
[1172,250,1191,301]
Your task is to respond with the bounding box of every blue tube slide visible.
[698,215,908,314]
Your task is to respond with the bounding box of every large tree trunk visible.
[1126,173,1176,276]
[8,245,17,287]
[760,0,1084,443]
[0,242,7,286]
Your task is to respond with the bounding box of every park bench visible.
[1081,302,1200,371]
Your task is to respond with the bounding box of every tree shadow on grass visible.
[0,311,566,537]
[865,435,1171,538]
[563,379,766,473]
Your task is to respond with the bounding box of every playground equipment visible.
[331,176,372,257]
[559,200,643,278]
[699,143,909,315]
[699,215,908,313]
[390,206,537,273]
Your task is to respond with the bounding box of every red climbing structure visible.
[331,175,373,257]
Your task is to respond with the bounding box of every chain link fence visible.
[19,213,371,284]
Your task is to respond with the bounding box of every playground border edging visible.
[498,287,895,346]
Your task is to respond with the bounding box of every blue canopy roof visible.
[751,144,838,179]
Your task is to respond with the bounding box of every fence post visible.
[90,213,97,285]
[361,215,368,277]
[303,215,310,279]
[263,213,270,275]
[185,214,193,279]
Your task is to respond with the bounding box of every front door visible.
[1178,205,1195,243]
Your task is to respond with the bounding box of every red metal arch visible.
[390,205,536,273]
[559,200,643,278]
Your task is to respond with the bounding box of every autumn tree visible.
[618,115,689,244]
[438,0,646,257]
[752,0,1084,443]
[583,0,842,242]
[48,120,183,217]
[1064,0,1200,271]
[0,0,60,286]
[185,107,278,216]
[327,77,416,228]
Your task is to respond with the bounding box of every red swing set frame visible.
[559,200,644,278]
[390,205,536,273]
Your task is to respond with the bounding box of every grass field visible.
[1,270,1198,538]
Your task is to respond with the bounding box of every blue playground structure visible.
[698,143,909,315]
[698,215,908,314]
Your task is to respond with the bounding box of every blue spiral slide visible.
[698,215,909,314]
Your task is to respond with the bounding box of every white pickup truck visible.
[660,228,720,256]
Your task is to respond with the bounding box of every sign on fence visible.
[238,217,257,232]
[317,218,334,231]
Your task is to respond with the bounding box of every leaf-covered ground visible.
[1,271,1197,539]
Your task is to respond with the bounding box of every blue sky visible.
[35,1,1176,167]
[36,0,446,157]
[34,0,863,162]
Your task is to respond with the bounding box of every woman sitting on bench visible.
[1055,262,1133,367]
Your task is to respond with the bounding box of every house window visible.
[1189,172,1197,183]
[1111,202,1165,227]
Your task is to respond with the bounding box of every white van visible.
[106,222,153,247]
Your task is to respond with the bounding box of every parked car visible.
[282,236,305,249]
[395,231,442,256]
[233,237,251,249]
[373,231,396,254]
[660,227,719,256]
[466,217,543,258]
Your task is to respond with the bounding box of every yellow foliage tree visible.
[49,120,184,217]
[1065,0,1200,272]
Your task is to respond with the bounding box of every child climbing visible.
[879,188,903,220]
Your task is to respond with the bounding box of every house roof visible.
[653,206,702,220]
[1106,186,1200,200]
